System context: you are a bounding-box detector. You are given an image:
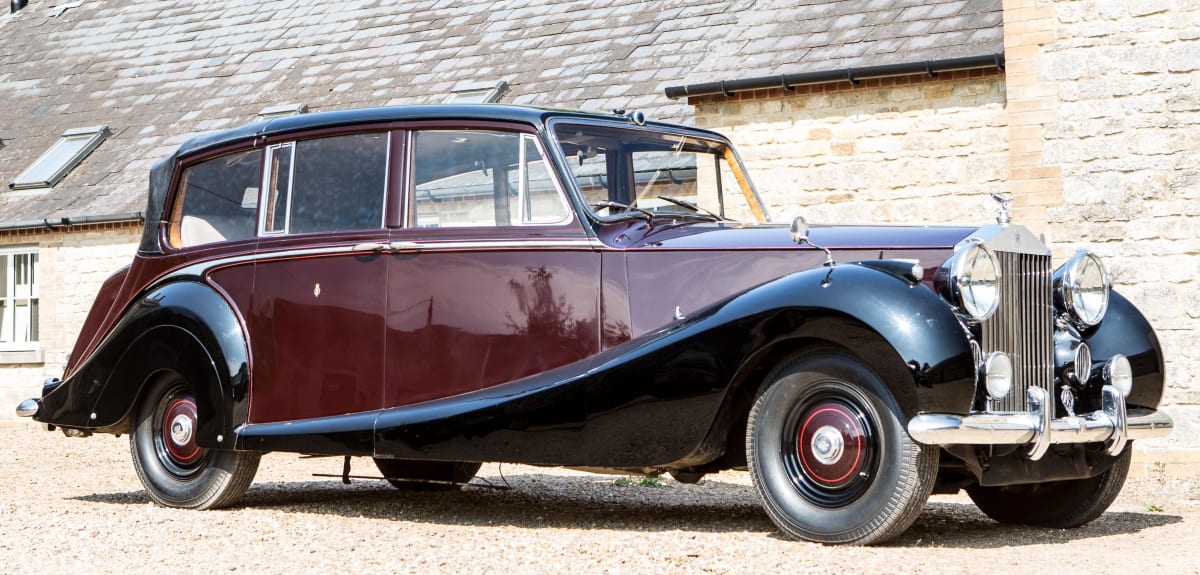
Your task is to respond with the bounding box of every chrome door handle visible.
[388,241,422,251]
[352,242,389,252]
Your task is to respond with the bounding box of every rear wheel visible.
[746,350,937,545]
[966,447,1132,528]
[130,372,260,509]
[373,458,481,491]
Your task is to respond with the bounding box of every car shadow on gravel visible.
[74,474,777,534]
[887,500,1183,548]
[72,475,1183,544]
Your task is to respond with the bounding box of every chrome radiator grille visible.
[981,251,1054,412]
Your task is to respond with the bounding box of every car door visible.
[382,127,601,408]
[244,132,392,424]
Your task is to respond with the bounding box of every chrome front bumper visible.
[907,385,1173,460]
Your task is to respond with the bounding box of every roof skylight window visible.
[444,81,508,104]
[9,126,108,190]
[257,103,309,119]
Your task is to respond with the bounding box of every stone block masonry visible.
[0,225,140,422]
[691,69,1009,229]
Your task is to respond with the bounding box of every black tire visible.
[130,372,260,509]
[966,446,1132,528]
[373,458,482,491]
[746,350,937,545]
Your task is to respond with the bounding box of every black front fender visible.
[715,263,977,417]
[35,281,250,448]
[1082,290,1165,410]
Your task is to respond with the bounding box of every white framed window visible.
[9,126,109,190]
[0,247,39,351]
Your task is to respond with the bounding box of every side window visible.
[171,150,262,248]
[261,133,389,235]
[411,130,568,228]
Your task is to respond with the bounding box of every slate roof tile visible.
[0,0,1001,225]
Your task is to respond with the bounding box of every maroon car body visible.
[19,105,1172,545]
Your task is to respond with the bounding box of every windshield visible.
[552,123,768,222]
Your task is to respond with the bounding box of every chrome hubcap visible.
[810,424,844,465]
[170,414,193,446]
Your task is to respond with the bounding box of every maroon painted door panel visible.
[624,250,825,337]
[383,243,601,408]
[245,233,389,423]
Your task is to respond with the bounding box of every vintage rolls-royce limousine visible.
[18,105,1172,544]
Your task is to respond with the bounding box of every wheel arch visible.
[36,280,251,449]
[682,264,976,470]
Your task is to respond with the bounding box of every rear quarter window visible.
[170,150,263,248]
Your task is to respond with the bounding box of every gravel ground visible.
[2,424,1198,575]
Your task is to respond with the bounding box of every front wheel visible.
[130,373,260,509]
[966,447,1132,528]
[746,350,937,545]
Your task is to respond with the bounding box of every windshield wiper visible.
[656,195,726,220]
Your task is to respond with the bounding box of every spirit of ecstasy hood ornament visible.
[991,193,1013,225]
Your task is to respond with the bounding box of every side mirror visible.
[790,216,810,245]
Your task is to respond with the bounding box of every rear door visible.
[245,132,392,423]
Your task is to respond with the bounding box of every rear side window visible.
[171,150,262,248]
[261,133,388,235]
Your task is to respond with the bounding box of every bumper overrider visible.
[908,384,1173,460]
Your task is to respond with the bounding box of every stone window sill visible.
[0,349,44,365]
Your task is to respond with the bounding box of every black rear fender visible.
[35,281,250,449]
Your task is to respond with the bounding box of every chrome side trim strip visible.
[160,238,605,284]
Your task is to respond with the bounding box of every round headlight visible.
[1054,250,1111,328]
[940,242,1002,321]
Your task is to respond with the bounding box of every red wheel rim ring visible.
[161,397,201,465]
[796,401,867,489]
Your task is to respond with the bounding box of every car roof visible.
[173,104,726,159]
[140,104,730,254]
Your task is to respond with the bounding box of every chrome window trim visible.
[379,134,392,229]
[518,133,572,226]
[406,129,573,229]
[258,142,296,237]
[160,238,605,284]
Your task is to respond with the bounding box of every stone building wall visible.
[689,23,1199,457]
[1034,0,1200,452]
[691,69,1010,227]
[0,225,140,420]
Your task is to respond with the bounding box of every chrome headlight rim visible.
[1056,250,1111,329]
[942,241,1002,321]
[1105,354,1133,398]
